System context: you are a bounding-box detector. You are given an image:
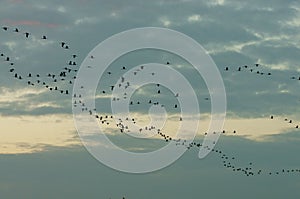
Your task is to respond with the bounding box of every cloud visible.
[0,0,299,156]
[241,43,300,70]
[0,114,80,154]
[159,17,172,27]
[207,0,225,6]
[1,1,300,199]
[187,14,202,23]
[74,17,99,26]
[1,133,300,198]
[0,86,72,116]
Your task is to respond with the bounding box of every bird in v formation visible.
[1,25,300,177]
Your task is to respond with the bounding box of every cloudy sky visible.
[0,0,300,198]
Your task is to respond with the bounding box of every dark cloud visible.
[0,1,299,118]
[242,44,300,69]
[0,1,299,198]
[1,133,300,198]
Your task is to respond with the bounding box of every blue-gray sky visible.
[0,0,300,198]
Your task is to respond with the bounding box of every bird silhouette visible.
[2,24,300,178]
[60,42,66,48]
[24,32,30,38]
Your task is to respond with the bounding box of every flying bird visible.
[24,32,30,38]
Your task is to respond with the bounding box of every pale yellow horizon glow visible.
[0,113,297,154]
[0,114,80,154]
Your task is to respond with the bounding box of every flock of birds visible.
[1,25,300,177]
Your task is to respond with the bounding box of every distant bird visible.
[14,28,19,32]
[4,25,300,178]
[24,32,30,38]
[42,35,47,40]
[60,42,66,48]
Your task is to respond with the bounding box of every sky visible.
[0,0,300,198]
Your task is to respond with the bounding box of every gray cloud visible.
[0,1,300,198]
[1,132,300,198]
[0,0,299,118]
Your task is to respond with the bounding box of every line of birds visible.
[2,26,32,38]
[270,115,299,129]
[71,65,300,177]
[225,64,270,74]
[1,26,78,95]
[224,64,300,80]
[1,25,300,177]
